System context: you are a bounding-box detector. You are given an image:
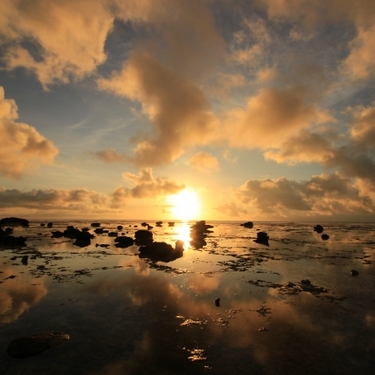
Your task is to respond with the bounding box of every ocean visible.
[1,220,375,374]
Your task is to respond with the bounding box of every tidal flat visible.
[1,220,375,374]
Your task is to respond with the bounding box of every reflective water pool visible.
[1,220,375,374]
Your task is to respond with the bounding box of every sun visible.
[168,189,201,221]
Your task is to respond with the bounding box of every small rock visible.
[321,234,329,240]
[314,225,324,234]
[214,298,220,307]
[351,270,359,276]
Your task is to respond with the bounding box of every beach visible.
[1,220,375,374]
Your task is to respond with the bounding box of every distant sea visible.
[1,220,375,374]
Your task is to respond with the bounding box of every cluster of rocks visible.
[240,221,270,246]
[190,221,213,249]
[314,225,329,240]
[51,226,94,247]
[0,217,28,247]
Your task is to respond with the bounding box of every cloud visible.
[224,86,330,149]
[189,151,219,172]
[0,187,108,210]
[93,149,127,163]
[234,172,375,217]
[215,202,248,217]
[111,168,185,207]
[98,51,219,166]
[0,0,114,88]
[0,267,47,323]
[265,102,375,184]
[0,87,58,179]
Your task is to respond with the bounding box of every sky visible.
[0,0,375,222]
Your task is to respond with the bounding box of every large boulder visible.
[114,236,134,248]
[0,217,29,227]
[240,221,254,229]
[134,230,153,245]
[254,231,269,246]
[139,240,184,262]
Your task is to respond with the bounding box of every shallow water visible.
[1,220,375,374]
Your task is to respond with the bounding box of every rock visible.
[47,222,53,228]
[94,228,104,234]
[156,221,163,227]
[91,222,101,228]
[114,236,134,248]
[108,232,118,237]
[240,221,254,228]
[301,279,311,285]
[321,234,329,240]
[135,229,153,245]
[168,222,175,227]
[73,231,94,247]
[190,221,213,249]
[21,255,28,265]
[254,232,269,246]
[141,222,148,227]
[7,331,70,358]
[314,225,324,234]
[0,217,29,227]
[0,235,27,247]
[351,270,359,276]
[51,231,64,238]
[214,298,220,307]
[139,241,184,262]
[117,225,123,231]
[40,223,45,227]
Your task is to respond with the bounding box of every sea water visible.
[1,220,375,374]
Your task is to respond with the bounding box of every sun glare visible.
[168,189,201,221]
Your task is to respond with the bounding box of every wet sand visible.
[1,221,375,374]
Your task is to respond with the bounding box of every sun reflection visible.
[172,223,192,245]
[167,189,201,221]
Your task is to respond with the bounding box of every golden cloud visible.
[189,151,220,172]
[0,87,58,178]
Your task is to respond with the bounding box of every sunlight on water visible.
[1,220,375,374]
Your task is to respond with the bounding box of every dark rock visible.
[301,279,311,285]
[351,270,359,276]
[135,230,153,246]
[114,236,134,248]
[314,225,324,234]
[47,222,53,228]
[254,232,269,246]
[139,241,184,262]
[40,223,45,227]
[214,298,220,307]
[94,228,104,234]
[240,221,254,228]
[168,222,175,227]
[141,222,148,227]
[190,221,213,249]
[0,217,29,227]
[21,256,28,265]
[91,222,101,228]
[321,234,329,240]
[73,231,94,247]
[117,225,123,231]
[51,231,64,238]
[5,227,13,235]
[7,331,70,358]
[0,235,27,247]
[156,221,163,227]
[108,232,118,237]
